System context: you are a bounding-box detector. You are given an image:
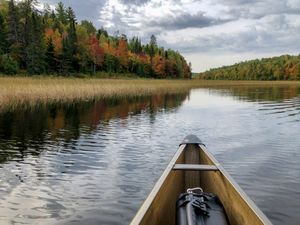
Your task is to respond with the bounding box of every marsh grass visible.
[1,77,300,111]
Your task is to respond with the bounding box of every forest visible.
[0,0,191,79]
[198,54,300,80]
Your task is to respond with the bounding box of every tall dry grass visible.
[1,77,300,110]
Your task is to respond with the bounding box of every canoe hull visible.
[131,141,272,225]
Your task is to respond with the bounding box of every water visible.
[0,85,299,225]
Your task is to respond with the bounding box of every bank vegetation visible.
[1,77,300,110]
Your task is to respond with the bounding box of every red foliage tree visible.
[117,38,128,72]
[88,35,104,73]
[44,28,62,55]
[152,54,165,78]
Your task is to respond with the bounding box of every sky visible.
[39,0,300,72]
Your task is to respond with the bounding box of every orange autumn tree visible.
[117,38,129,72]
[152,54,166,78]
[44,28,62,55]
[88,35,104,74]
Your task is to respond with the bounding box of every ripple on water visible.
[0,88,300,225]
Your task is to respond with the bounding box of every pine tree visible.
[56,2,67,25]
[149,34,157,58]
[59,37,72,74]
[45,37,56,73]
[18,0,38,67]
[19,0,37,46]
[0,12,7,54]
[7,0,22,62]
[66,6,79,72]
[96,27,108,39]
[81,20,96,35]
[149,34,157,76]
[7,0,19,45]
[25,12,46,74]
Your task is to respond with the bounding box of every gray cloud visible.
[120,0,150,5]
[161,15,300,55]
[147,11,232,30]
[220,0,300,20]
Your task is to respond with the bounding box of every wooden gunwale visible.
[200,144,272,225]
[130,144,186,225]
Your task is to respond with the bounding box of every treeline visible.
[198,55,300,80]
[0,0,191,78]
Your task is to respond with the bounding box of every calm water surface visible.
[0,85,300,225]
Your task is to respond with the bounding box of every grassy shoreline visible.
[1,77,300,110]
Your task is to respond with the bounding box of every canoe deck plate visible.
[173,164,219,171]
[180,135,205,146]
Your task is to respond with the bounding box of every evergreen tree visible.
[81,20,96,35]
[18,0,38,67]
[59,37,72,74]
[96,27,108,39]
[45,37,56,73]
[7,0,19,45]
[65,6,79,72]
[0,54,18,75]
[7,0,22,62]
[0,12,7,54]
[149,34,157,57]
[128,37,142,54]
[25,12,45,74]
[149,34,157,76]
[56,2,67,25]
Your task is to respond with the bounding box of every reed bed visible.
[1,77,300,110]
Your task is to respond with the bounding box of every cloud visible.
[147,11,232,30]
[160,13,300,53]
[98,0,233,42]
[219,0,300,19]
[120,0,150,5]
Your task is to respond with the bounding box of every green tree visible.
[58,37,72,74]
[45,37,57,73]
[0,54,18,75]
[96,27,108,39]
[80,20,96,35]
[56,2,67,25]
[0,12,8,54]
[66,6,78,71]
[17,0,40,69]
[149,34,157,76]
[7,0,19,44]
[25,12,45,74]
[7,0,22,62]
[128,37,142,54]
[149,35,156,57]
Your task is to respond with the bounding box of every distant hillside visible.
[197,55,300,80]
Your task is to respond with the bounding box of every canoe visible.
[130,135,273,225]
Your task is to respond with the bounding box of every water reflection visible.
[202,84,300,102]
[0,92,189,225]
[0,93,188,165]
[0,85,300,225]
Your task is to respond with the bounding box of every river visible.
[0,84,299,225]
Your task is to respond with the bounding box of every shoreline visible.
[1,77,300,111]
